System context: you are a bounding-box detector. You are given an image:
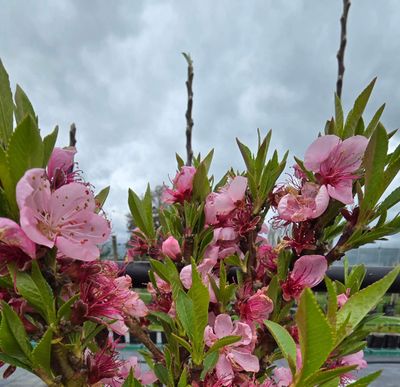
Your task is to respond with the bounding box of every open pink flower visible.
[0,218,36,273]
[16,169,110,261]
[277,183,329,222]
[47,147,77,189]
[282,255,327,301]
[304,135,368,204]
[161,236,181,260]
[205,176,247,225]
[162,166,196,204]
[204,314,259,386]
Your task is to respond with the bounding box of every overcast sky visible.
[1,1,399,246]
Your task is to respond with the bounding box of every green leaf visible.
[57,294,79,320]
[95,186,110,212]
[178,368,188,387]
[0,353,32,372]
[171,333,192,352]
[176,290,194,340]
[0,145,17,217]
[14,84,37,125]
[188,261,210,364]
[337,266,400,336]
[360,124,388,221]
[346,370,382,387]
[236,138,254,174]
[206,335,241,355]
[201,351,219,381]
[364,103,385,138]
[176,153,184,168]
[264,320,297,372]
[42,126,59,167]
[347,265,366,294]
[7,114,44,185]
[32,327,53,376]
[342,78,376,138]
[378,186,400,215]
[12,261,56,323]
[128,188,154,238]
[325,277,337,328]
[334,94,344,134]
[192,162,210,202]
[0,301,32,362]
[295,289,334,385]
[305,365,357,386]
[154,363,169,386]
[0,59,13,145]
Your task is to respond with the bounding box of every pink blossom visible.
[114,275,148,318]
[0,218,36,273]
[16,169,110,261]
[256,243,278,278]
[282,255,327,301]
[205,176,247,225]
[304,135,368,204]
[161,236,181,260]
[180,258,218,303]
[337,288,351,308]
[86,340,123,385]
[70,261,147,335]
[336,350,367,385]
[204,314,259,386]
[239,288,274,325]
[47,147,77,188]
[273,367,293,387]
[278,183,329,222]
[162,166,196,204]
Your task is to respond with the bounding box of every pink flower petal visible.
[0,218,36,258]
[227,176,247,202]
[214,314,234,338]
[327,180,354,204]
[56,235,100,261]
[215,354,234,386]
[312,184,330,218]
[291,254,327,288]
[47,147,76,180]
[228,347,260,372]
[304,135,341,172]
[335,135,369,174]
[20,207,54,248]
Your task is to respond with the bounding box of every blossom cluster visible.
[125,133,371,386]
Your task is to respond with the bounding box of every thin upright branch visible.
[336,0,351,99]
[69,123,77,147]
[182,53,194,166]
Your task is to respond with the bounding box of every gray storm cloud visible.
[0,0,399,244]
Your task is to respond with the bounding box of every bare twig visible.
[69,123,77,147]
[336,0,351,99]
[182,53,194,166]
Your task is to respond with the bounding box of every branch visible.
[182,53,194,166]
[69,123,77,147]
[126,317,164,362]
[336,0,351,99]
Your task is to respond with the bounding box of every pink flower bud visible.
[239,288,274,324]
[162,236,181,260]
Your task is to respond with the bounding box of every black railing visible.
[124,261,400,293]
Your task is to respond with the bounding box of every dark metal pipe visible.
[124,262,400,293]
